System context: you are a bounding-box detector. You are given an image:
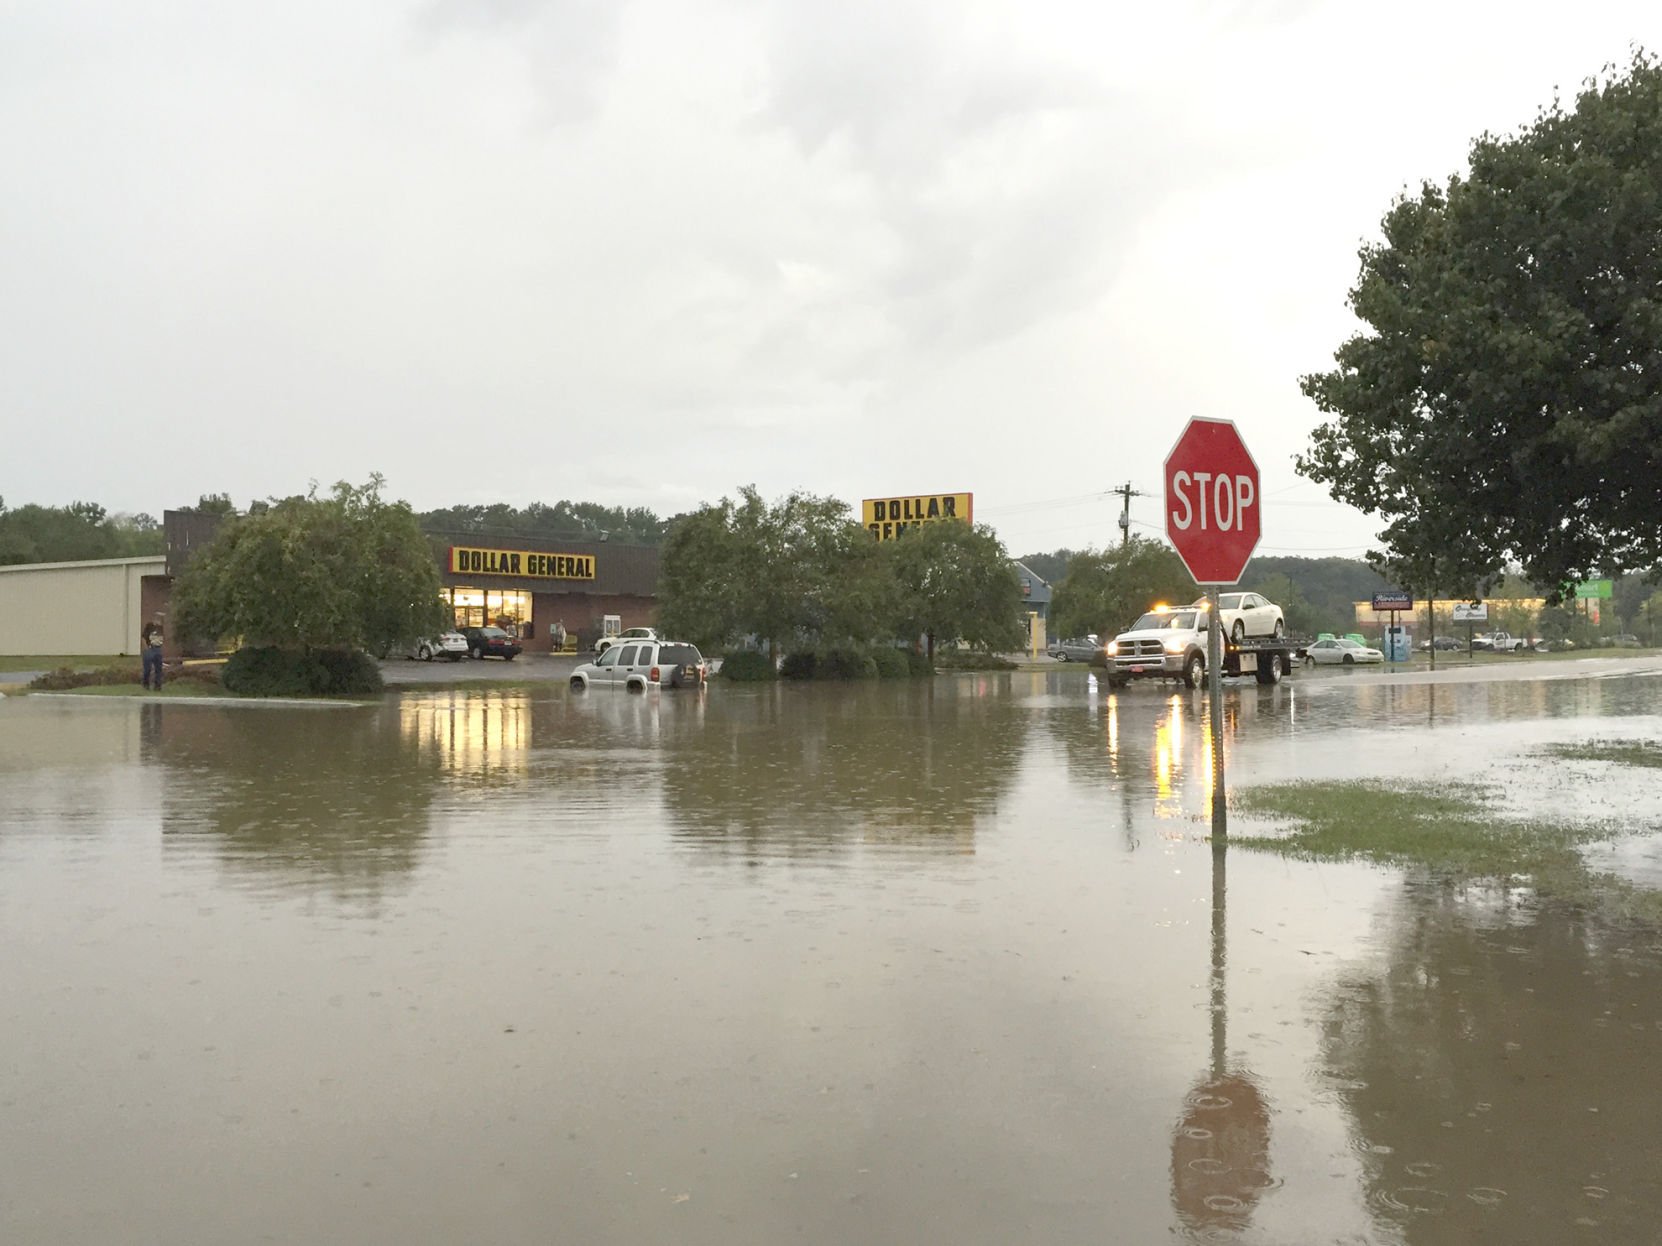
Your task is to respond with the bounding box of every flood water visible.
[4,668,1662,1244]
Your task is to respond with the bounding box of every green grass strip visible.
[1542,739,1662,769]
[1233,779,1662,923]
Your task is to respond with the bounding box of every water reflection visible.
[1170,841,1275,1238]
[657,681,1025,858]
[399,691,533,780]
[153,704,441,907]
[1320,884,1662,1241]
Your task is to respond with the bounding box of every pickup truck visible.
[1473,631,1529,653]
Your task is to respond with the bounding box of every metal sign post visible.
[1207,586,1225,842]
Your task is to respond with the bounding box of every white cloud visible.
[0,0,1656,559]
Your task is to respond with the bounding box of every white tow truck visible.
[1104,603,1304,689]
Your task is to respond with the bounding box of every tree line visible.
[0,498,163,565]
[657,486,1023,660]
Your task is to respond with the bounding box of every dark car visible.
[1418,636,1462,652]
[461,626,522,660]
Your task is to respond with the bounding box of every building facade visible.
[429,532,659,652]
[0,555,170,656]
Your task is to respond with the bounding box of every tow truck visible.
[1104,603,1308,689]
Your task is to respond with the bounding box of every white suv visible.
[594,627,660,656]
[571,640,707,691]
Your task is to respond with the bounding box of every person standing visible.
[554,619,566,653]
[141,616,164,690]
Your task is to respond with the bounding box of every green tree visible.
[657,486,871,655]
[885,521,1023,658]
[1299,52,1662,594]
[1051,537,1195,639]
[173,476,447,655]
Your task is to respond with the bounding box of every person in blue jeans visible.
[141,617,164,690]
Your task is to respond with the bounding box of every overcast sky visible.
[3,1,1655,559]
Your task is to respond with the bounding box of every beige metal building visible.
[0,555,169,656]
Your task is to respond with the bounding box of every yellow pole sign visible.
[861,492,973,541]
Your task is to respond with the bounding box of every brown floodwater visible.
[3,668,1661,1244]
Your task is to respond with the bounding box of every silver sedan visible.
[1305,637,1384,666]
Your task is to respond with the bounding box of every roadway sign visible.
[1164,418,1261,585]
[1372,590,1414,611]
[1453,601,1489,622]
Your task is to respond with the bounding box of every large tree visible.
[1299,52,1662,594]
[173,476,447,654]
[1051,537,1195,639]
[884,521,1023,658]
[657,486,873,655]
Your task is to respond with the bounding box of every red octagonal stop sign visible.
[1164,418,1261,585]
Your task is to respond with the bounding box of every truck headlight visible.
[1163,638,1186,653]
[1105,641,1118,656]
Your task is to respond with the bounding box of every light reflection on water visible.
[0,668,1660,1244]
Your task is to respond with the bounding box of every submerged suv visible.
[570,640,707,692]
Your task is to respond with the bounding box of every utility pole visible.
[1113,481,1144,549]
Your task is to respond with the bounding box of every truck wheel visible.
[1255,655,1282,685]
[570,676,585,690]
[1107,675,1129,690]
[1183,653,1204,689]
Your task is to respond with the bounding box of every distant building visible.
[1015,561,1053,629]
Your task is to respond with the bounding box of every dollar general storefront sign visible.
[448,547,596,579]
[862,493,973,541]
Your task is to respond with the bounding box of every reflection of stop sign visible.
[1164,418,1261,585]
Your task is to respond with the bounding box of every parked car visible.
[1418,636,1463,652]
[1305,637,1384,666]
[594,626,660,656]
[1603,634,1641,648]
[570,640,707,691]
[1047,635,1102,662]
[461,626,522,660]
[1189,592,1285,642]
[409,631,468,662]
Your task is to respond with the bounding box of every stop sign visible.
[1164,418,1261,585]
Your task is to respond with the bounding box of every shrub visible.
[221,646,384,697]
[905,650,935,677]
[934,650,1016,672]
[26,663,222,691]
[817,647,877,679]
[870,648,909,679]
[779,651,818,680]
[718,651,777,681]
[29,664,140,690]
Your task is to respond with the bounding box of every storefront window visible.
[444,589,531,635]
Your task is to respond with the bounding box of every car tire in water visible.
[1183,653,1204,689]
[1055,653,1067,662]
[570,676,585,690]
[1343,654,1354,665]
